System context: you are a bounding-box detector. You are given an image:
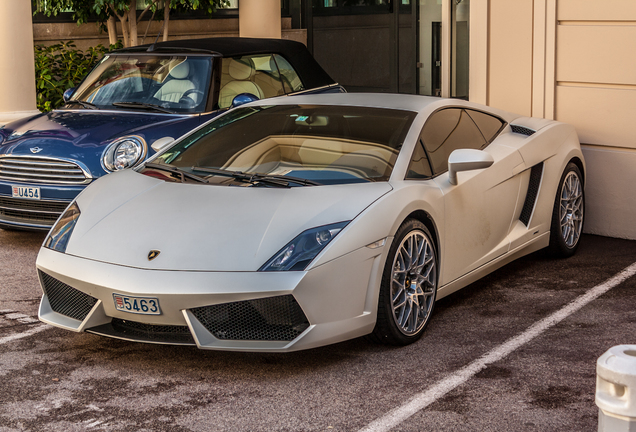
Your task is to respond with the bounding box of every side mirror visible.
[151,136,175,152]
[63,87,76,103]
[231,93,260,108]
[448,149,494,185]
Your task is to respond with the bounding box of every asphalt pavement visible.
[0,230,635,431]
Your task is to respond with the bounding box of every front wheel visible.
[370,219,438,346]
[548,162,584,257]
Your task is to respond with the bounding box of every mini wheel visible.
[371,219,437,345]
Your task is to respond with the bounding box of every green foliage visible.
[34,41,122,112]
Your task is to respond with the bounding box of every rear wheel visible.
[548,162,584,257]
[371,219,437,345]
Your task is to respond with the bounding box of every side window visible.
[406,139,433,179]
[422,108,486,175]
[465,109,505,143]
[218,55,285,109]
[274,54,305,93]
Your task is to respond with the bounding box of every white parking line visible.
[359,261,636,432]
[0,324,49,345]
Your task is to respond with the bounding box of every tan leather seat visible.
[154,61,197,104]
[218,58,264,108]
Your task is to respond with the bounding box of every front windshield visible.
[151,104,416,185]
[70,55,212,113]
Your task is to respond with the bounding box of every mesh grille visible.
[110,318,194,344]
[510,124,536,137]
[39,270,98,321]
[519,163,544,225]
[0,197,69,225]
[0,156,90,184]
[190,295,310,341]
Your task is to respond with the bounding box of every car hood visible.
[0,110,193,170]
[66,170,392,271]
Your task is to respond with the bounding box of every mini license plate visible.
[12,185,41,200]
[113,294,161,315]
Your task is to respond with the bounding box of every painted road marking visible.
[5,313,39,323]
[0,311,48,345]
[0,324,49,345]
[359,262,636,432]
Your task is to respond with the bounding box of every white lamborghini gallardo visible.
[36,93,585,352]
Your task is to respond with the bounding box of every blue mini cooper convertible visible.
[0,37,343,230]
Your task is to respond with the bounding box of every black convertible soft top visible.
[113,37,336,90]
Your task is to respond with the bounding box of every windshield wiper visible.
[252,173,321,186]
[144,163,208,183]
[190,166,314,188]
[112,102,175,114]
[65,100,98,110]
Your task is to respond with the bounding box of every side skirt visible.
[436,232,550,300]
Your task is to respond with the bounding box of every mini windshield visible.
[70,55,212,113]
[151,104,416,185]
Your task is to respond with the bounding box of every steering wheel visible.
[180,89,205,107]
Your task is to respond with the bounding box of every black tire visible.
[548,162,584,257]
[370,219,438,346]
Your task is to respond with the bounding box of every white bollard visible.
[596,345,636,432]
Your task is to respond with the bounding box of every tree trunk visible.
[128,0,138,46]
[119,14,130,47]
[162,1,170,42]
[106,16,117,46]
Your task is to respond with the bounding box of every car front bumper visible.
[36,244,387,352]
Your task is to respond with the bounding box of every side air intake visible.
[511,124,536,137]
[519,163,544,226]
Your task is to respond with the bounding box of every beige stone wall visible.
[475,0,636,239]
[0,0,39,124]
[33,17,306,52]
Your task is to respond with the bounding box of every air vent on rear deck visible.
[511,125,536,137]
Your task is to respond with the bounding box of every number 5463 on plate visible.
[113,293,161,315]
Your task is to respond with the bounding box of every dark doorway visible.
[431,22,441,97]
[306,0,417,94]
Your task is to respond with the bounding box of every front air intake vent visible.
[190,295,310,341]
[511,124,536,137]
[39,270,98,321]
[519,163,544,225]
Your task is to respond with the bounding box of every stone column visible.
[0,0,39,125]
[239,0,281,39]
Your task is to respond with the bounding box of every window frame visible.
[405,106,507,180]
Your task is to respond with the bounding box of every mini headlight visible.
[44,202,80,253]
[102,135,147,171]
[259,221,349,272]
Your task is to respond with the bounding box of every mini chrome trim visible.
[0,155,93,185]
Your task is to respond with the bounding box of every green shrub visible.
[34,41,122,112]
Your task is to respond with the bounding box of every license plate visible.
[113,294,161,315]
[12,185,40,200]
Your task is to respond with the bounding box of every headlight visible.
[102,135,147,171]
[259,221,349,272]
[44,202,80,253]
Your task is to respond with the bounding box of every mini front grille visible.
[0,197,68,226]
[190,295,310,341]
[0,156,90,185]
[109,318,195,344]
[519,163,544,226]
[510,124,536,137]
[39,270,98,321]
